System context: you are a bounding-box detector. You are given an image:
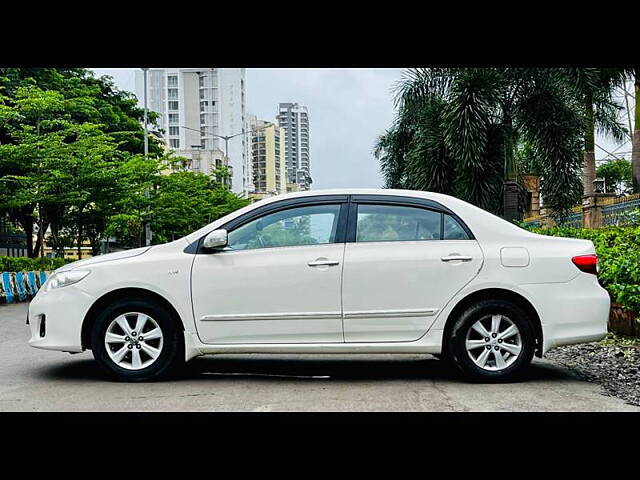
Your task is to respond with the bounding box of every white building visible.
[135,68,249,194]
[276,102,311,190]
[167,148,230,186]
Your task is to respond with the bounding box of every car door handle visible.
[441,255,473,262]
[308,259,340,267]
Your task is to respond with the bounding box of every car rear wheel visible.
[448,299,535,382]
[90,298,184,382]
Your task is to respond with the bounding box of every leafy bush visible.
[526,225,640,313]
[0,256,71,272]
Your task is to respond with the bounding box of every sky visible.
[91,68,403,190]
[91,68,634,189]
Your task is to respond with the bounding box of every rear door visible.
[341,196,483,342]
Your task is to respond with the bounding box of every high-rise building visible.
[135,68,249,194]
[276,102,311,190]
[247,117,287,201]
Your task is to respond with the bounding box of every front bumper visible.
[28,284,97,353]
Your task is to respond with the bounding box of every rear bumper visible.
[27,285,96,353]
[520,273,610,354]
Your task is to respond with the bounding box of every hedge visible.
[0,256,71,273]
[525,225,640,314]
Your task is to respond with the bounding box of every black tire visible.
[90,297,184,382]
[431,352,456,375]
[447,299,535,383]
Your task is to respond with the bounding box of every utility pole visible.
[142,68,152,247]
[37,117,45,263]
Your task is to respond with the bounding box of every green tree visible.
[558,68,629,196]
[0,83,160,257]
[145,169,249,245]
[104,154,161,249]
[0,68,163,156]
[0,85,80,257]
[514,138,542,175]
[376,68,589,222]
[0,69,168,257]
[596,158,633,195]
[1,69,250,256]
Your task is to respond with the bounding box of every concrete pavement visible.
[2,302,638,412]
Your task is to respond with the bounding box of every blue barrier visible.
[15,272,27,302]
[27,271,38,297]
[0,271,50,305]
[1,272,14,304]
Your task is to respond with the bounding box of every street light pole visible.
[143,68,149,158]
[180,125,264,181]
[215,133,245,160]
[142,68,152,247]
[223,137,229,160]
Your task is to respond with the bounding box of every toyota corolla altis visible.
[28,189,609,382]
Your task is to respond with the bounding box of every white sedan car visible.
[28,189,609,382]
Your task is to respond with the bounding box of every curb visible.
[0,271,51,304]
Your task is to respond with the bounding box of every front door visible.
[192,203,347,344]
[342,202,483,342]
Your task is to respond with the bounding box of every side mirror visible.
[203,229,228,250]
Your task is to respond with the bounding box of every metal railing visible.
[562,211,583,229]
[523,193,640,228]
[602,193,640,226]
[0,232,28,257]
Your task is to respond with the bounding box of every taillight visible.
[572,254,598,275]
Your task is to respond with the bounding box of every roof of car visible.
[254,188,437,202]
[281,188,427,196]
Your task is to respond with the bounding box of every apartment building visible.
[248,117,287,201]
[135,68,249,194]
[276,102,311,190]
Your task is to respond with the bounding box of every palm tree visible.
[559,69,629,196]
[376,68,585,221]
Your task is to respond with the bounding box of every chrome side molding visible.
[201,312,342,322]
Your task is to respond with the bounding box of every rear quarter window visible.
[443,214,471,240]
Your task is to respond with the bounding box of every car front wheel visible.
[90,298,184,382]
[448,299,535,382]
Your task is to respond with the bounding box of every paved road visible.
[1,302,638,412]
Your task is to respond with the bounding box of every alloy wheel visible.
[464,314,522,371]
[104,312,164,370]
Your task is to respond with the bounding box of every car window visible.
[227,204,341,251]
[443,214,471,240]
[356,204,441,242]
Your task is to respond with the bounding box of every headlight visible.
[42,269,91,292]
